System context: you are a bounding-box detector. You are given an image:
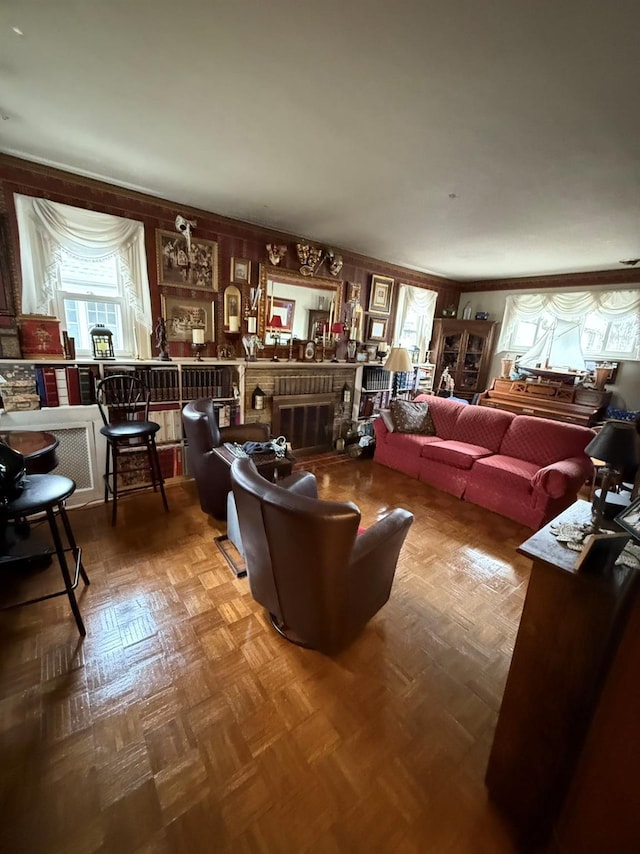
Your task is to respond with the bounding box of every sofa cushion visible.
[414,395,466,439]
[390,399,436,435]
[451,405,514,453]
[420,440,493,469]
[499,416,594,467]
[469,454,540,494]
[385,431,442,455]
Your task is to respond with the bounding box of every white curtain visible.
[15,194,153,332]
[394,284,437,360]
[497,290,640,358]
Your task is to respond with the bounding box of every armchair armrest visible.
[278,471,318,499]
[532,456,594,499]
[220,423,270,446]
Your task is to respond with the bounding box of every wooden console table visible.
[485,500,639,848]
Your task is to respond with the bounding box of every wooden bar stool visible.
[0,474,90,636]
[96,374,169,526]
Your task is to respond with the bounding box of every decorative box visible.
[18,315,65,360]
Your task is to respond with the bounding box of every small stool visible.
[96,375,169,526]
[0,474,90,636]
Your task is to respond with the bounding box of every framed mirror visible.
[258,265,343,345]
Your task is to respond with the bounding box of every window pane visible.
[513,321,538,348]
[63,299,82,348]
[85,301,123,350]
[605,318,637,354]
[59,250,119,295]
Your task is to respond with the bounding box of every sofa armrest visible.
[373,418,389,443]
[532,456,594,499]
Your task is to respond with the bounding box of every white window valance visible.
[497,290,640,359]
[15,194,153,331]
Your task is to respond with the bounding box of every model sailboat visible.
[518,318,587,383]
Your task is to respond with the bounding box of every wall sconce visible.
[89,323,115,360]
[252,386,266,411]
[341,383,352,405]
[267,244,287,266]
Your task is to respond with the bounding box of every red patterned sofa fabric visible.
[450,405,514,453]
[414,394,465,438]
[499,416,594,467]
[419,440,493,469]
[373,397,595,529]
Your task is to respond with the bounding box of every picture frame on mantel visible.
[156,229,218,291]
[368,274,394,315]
[161,294,214,342]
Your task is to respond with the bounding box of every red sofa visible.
[373,396,594,529]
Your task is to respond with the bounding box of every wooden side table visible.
[485,500,639,847]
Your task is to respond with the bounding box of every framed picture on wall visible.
[161,294,215,342]
[368,274,394,315]
[231,257,251,285]
[367,316,388,341]
[156,230,218,291]
[268,297,295,333]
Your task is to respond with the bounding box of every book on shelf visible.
[37,366,59,407]
[65,365,82,406]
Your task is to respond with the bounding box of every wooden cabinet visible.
[430,319,496,400]
[485,501,639,848]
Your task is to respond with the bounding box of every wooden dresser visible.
[477,377,610,426]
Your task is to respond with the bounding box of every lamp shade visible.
[384,346,413,373]
[268,315,284,329]
[584,421,639,469]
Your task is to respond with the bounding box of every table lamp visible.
[584,420,639,527]
[384,346,413,398]
[268,314,284,362]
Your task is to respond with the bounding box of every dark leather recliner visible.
[182,398,270,519]
[230,457,414,655]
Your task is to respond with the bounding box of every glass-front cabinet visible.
[430,319,496,400]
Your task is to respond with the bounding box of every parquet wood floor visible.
[0,457,535,853]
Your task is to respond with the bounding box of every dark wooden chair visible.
[95,374,169,525]
[0,474,90,635]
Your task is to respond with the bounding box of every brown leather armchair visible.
[182,398,270,519]
[230,457,414,655]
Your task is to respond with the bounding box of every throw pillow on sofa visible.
[390,399,436,435]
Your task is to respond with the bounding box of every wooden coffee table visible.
[211,445,294,482]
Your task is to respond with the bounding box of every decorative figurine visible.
[267,244,287,266]
[155,316,171,361]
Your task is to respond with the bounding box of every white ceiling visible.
[2,0,639,282]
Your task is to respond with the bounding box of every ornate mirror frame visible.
[258,265,343,343]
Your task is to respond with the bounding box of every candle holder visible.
[191,324,206,361]
[191,342,206,361]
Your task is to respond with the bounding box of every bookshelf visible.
[0,359,244,504]
[353,362,435,423]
